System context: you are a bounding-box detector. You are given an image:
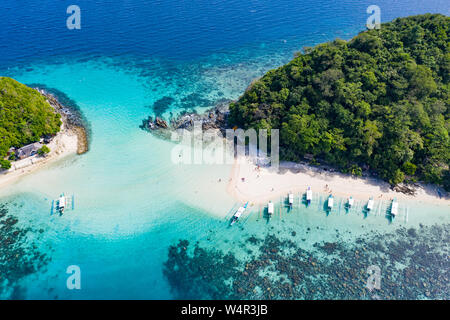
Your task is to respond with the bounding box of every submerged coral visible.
[0,204,50,299]
[164,224,450,300]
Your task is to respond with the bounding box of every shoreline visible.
[0,90,88,189]
[227,156,450,207]
[39,89,89,155]
[142,110,449,212]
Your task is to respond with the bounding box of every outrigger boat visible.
[230,202,249,226]
[347,196,354,208]
[391,198,399,217]
[57,194,66,214]
[327,194,334,210]
[306,186,312,206]
[267,201,274,218]
[367,197,374,211]
[288,192,294,209]
[51,193,75,215]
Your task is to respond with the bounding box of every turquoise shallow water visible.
[0,50,294,299]
[2,183,447,299]
[0,0,449,299]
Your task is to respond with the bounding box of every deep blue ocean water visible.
[0,0,449,299]
[2,0,449,66]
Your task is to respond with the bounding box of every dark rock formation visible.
[392,184,418,196]
[140,100,230,136]
[155,117,169,129]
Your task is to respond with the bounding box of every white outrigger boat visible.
[267,201,274,218]
[288,192,294,209]
[230,202,249,226]
[367,197,374,211]
[52,193,74,215]
[347,196,354,208]
[391,198,399,217]
[327,194,334,210]
[57,194,66,214]
[306,186,312,206]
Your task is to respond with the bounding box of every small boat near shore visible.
[347,196,354,208]
[391,198,399,217]
[230,202,249,226]
[367,197,374,211]
[51,193,75,216]
[57,194,66,214]
[306,186,312,206]
[288,192,294,209]
[327,194,334,210]
[267,201,274,218]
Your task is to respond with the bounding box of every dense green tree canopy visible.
[0,77,61,158]
[230,14,449,189]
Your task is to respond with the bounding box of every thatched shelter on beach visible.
[16,142,42,160]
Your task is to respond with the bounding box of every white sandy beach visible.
[0,127,78,189]
[227,156,450,207]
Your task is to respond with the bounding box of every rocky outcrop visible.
[140,100,230,136]
[155,117,169,129]
[37,89,89,155]
[391,183,418,196]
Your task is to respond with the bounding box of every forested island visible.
[0,77,88,178]
[229,14,449,191]
[0,77,62,169]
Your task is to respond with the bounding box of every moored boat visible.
[367,197,374,211]
[327,194,334,210]
[268,201,274,218]
[230,202,249,226]
[288,192,294,209]
[57,194,66,214]
[51,193,75,216]
[348,196,354,208]
[391,198,399,217]
[306,186,312,206]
